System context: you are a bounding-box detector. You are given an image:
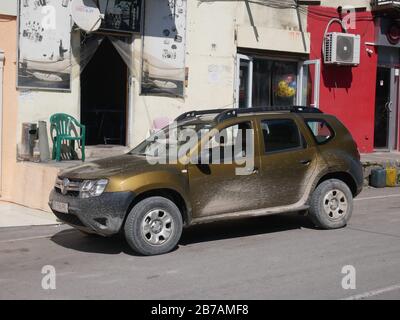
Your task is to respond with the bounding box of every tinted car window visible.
[261,119,301,153]
[306,119,334,144]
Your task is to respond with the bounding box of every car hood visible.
[59,154,177,180]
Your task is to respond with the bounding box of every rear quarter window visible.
[305,119,335,144]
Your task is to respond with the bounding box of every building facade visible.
[0,0,399,210]
[309,0,400,153]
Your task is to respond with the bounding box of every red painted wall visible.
[307,7,377,153]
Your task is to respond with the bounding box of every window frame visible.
[260,117,305,155]
[304,118,336,145]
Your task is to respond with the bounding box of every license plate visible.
[52,201,69,214]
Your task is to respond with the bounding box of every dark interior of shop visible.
[80,37,127,146]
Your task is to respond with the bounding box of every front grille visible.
[52,210,85,227]
[55,177,82,197]
[54,187,80,197]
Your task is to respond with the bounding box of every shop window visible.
[252,60,298,107]
[261,119,301,153]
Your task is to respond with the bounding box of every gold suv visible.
[49,107,363,255]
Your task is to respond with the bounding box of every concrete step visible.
[79,145,130,159]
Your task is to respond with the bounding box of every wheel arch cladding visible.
[316,172,358,196]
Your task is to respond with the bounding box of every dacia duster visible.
[49,107,363,255]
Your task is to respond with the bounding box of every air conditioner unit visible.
[323,32,361,66]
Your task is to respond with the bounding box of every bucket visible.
[370,168,386,188]
[386,167,398,187]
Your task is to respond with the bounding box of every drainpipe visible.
[0,49,4,195]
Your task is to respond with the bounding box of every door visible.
[258,116,317,208]
[81,37,128,146]
[235,54,253,108]
[374,67,398,150]
[188,120,262,218]
[297,59,321,108]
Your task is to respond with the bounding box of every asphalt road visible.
[1,187,400,300]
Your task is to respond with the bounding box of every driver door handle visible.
[300,159,312,165]
[247,167,259,174]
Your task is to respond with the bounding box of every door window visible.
[261,119,301,153]
[209,122,253,162]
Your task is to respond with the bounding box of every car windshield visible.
[129,121,214,158]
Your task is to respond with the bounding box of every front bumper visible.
[49,189,135,236]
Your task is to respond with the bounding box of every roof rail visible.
[215,106,322,123]
[175,106,322,123]
[175,109,229,122]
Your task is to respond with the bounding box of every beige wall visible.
[16,31,81,147]
[0,14,18,199]
[130,1,310,146]
[13,2,311,148]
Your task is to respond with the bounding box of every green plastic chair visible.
[50,113,86,162]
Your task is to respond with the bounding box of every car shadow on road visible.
[50,230,137,255]
[180,213,315,245]
[50,212,316,256]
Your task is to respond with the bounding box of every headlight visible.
[79,179,108,198]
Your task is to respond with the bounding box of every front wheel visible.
[124,197,183,256]
[308,179,353,229]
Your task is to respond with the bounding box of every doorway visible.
[374,66,398,150]
[81,37,127,146]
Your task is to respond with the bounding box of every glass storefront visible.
[252,59,298,108]
[236,54,320,109]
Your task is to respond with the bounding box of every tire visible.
[308,179,353,229]
[124,196,183,256]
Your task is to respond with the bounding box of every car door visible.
[258,115,318,208]
[187,119,263,218]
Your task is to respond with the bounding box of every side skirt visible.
[190,205,310,225]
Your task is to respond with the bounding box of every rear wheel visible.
[309,179,353,229]
[124,197,183,256]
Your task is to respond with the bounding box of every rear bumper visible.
[49,190,135,236]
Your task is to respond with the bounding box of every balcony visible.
[372,0,400,14]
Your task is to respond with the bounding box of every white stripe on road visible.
[343,283,400,300]
[0,235,54,243]
[355,194,400,202]
[0,230,76,243]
